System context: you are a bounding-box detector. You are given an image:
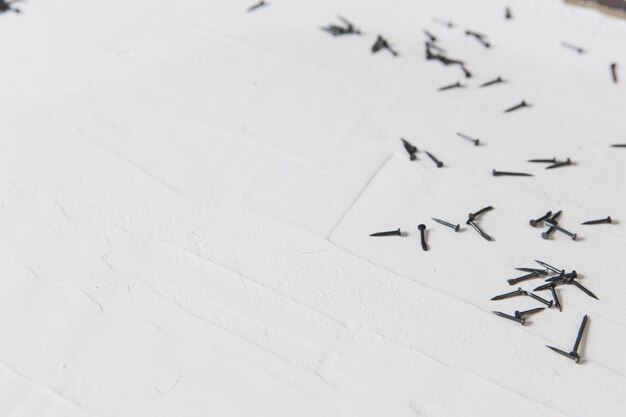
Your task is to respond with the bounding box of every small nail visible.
[611,62,618,84]
[610,144,626,148]
[418,224,428,251]
[507,271,540,285]
[467,220,492,241]
[549,284,562,311]
[515,307,545,318]
[562,42,584,54]
[425,151,444,167]
[456,132,480,146]
[493,311,525,325]
[534,260,563,275]
[546,345,580,363]
[491,287,524,301]
[546,158,572,169]
[504,100,529,113]
[493,169,533,177]
[479,76,504,87]
[572,315,588,354]
[529,211,552,227]
[582,216,612,225]
[438,81,464,91]
[370,228,402,237]
[468,206,493,221]
[515,267,549,275]
[247,0,266,12]
[528,157,556,163]
[401,138,418,160]
[505,7,512,19]
[545,220,577,240]
[570,280,598,300]
[432,217,460,232]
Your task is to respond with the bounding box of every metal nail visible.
[479,76,504,87]
[425,151,444,167]
[572,315,588,354]
[561,42,584,54]
[546,158,572,169]
[569,280,598,300]
[611,63,618,83]
[545,220,577,240]
[528,157,556,163]
[504,100,529,113]
[493,311,525,325]
[438,81,464,91]
[431,217,460,232]
[467,220,492,241]
[493,169,533,177]
[582,216,612,225]
[491,287,524,301]
[370,228,402,237]
[418,224,428,251]
[523,290,553,307]
[515,307,545,318]
[456,132,480,146]
[530,211,552,227]
[247,0,266,12]
[546,345,580,362]
[516,267,549,275]
[507,271,540,285]
[401,138,418,160]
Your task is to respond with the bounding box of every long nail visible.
[418,224,428,251]
[549,284,562,311]
[480,76,504,87]
[432,217,460,231]
[546,158,572,169]
[528,157,556,163]
[545,220,577,240]
[530,211,552,227]
[491,287,524,301]
[611,63,618,83]
[515,307,545,318]
[523,290,553,307]
[534,260,563,274]
[493,169,533,177]
[504,100,529,113]
[570,280,598,300]
[507,271,539,285]
[370,228,402,237]
[247,0,266,12]
[493,311,525,325]
[516,267,549,275]
[611,144,626,148]
[582,216,612,225]
[546,345,580,362]
[425,151,444,167]
[456,132,480,146]
[468,220,492,241]
[561,42,584,54]
[438,81,464,91]
[572,315,588,354]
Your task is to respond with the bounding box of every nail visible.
[461,65,472,78]
[432,217,460,232]
[549,211,562,222]
[493,311,525,325]
[479,76,504,87]
[561,42,584,54]
[534,260,563,274]
[456,132,480,146]
[546,158,572,169]
[504,100,529,113]
[515,267,549,275]
[546,271,577,282]
[491,287,524,301]
[529,211,552,227]
[401,138,418,160]
[546,345,580,362]
[492,169,533,177]
[515,307,545,318]
[528,157,556,163]
[610,144,626,148]
[505,7,512,19]
[426,41,446,54]
[572,315,588,354]
[425,151,444,167]
[372,35,398,56]
[582,216,612,225]
[523,290,553,307]
[247,0,266,12]
[469,206,494,220]
[507,271,540,285]
[424,30,437,42]
[549,284,562,311]
[418,224,428,251]
[467,220,492,241]
[545,220,577,240]
[438,81,464,91]
[569,280,598,300]
[370,228,402,237]
[465,30,491,48]
[611,63,618,83]
[542,227,556,240]
[534,278,567,291]
[433,18,455,28]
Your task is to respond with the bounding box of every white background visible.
[0,0,625,416]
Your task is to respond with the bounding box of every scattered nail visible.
[425,151,444,167]
[549,284,562,311]
[528,157,556,163]
[370,228,402,237]
[546,345,580,362]
[432,217,460,232]
[456,132,480,146]
[424,30,437,42]
[546,158,572,169]
[562,42,585,54]
[433,18,455,28]
[493,311,525,325]
[418,224,428,251]
[247,0,266,12]
[545,219,577,240]
[504,100,529,113]
[547,314,588,363]
[467,220,492,241]
[401,138,418,160]
[530,211,552,227]
[582,216,612,225]
[570,280,598,300]
[516,267,549,275]
[372,35,398,56]
[491,287,525,301]
[505,6,512,19]
[611,63,618,83]
[438,81,465,91]
[479,76,505,87]
[469,206,494,220]
[492,169,532,177]
[465,29,491,48]
[610,144,626,147]
[507,271,540,285]
[515,307,545,319]
[535,260,563,275]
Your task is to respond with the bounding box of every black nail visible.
[572,315,588,354]
[528,157,556,163]
[438,81,464,91]
[505,7,512,19]
[426,41,446,54]
[456,132,480,146]
[504,100,529,113]
[469,206,493,220]
[534,260,562,274]
[582,216,612,225]
[545,220,577,240]
[491,287,524,301]
[461,65,473,78]
[247,0,266,12]
[433,18,455,28]
[507,271,540,285]
[546,270,577,282]
[549,211,562,222]
[523,290,553,307]
[424,30,437,42]
[465,30,491,48]
[432,217,460,232]
[549,284,562,311]
[516,267,549,275]
[546,158,572,169]
[530,211,552,227]
[570,280,598,300]
[492,169,533,177]
[467,220,492,241]
[479,76,504,88]
[425,151,444,167]
[542,226,556,240]
[561,42,584,54]
[546,345,580,362]
[610,144,626,148]
[418,224,428,251]
[493,311,525,325]
[401,138,418,160]
[372,35,398,56]
[611,63,618,83]
[370,228,402,237]
[515,307,544,318]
